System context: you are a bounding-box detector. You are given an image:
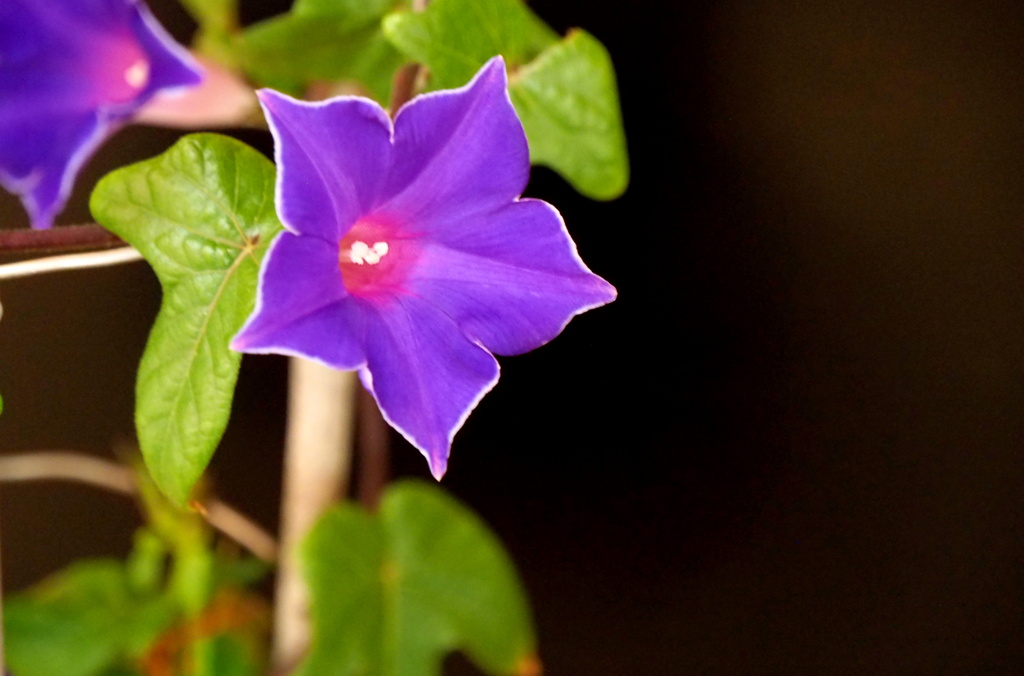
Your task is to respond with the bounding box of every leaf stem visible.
[271,360,358,670]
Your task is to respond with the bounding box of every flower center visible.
[338,220,408,297]
[348,241,390,266]
[123,59,150,90]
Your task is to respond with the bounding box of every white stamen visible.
[348,241,389,265]
[124,60,150,89]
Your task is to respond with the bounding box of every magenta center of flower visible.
[338,220,408,296]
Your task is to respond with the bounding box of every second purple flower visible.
[0,0,202,229]
[232,57,616,478]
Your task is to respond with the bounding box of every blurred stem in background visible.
[271,361,357,671]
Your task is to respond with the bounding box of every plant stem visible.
[357,387,391,512]
[0,224,123,254]
[271,360,358,671]
[0,451,277,562]
[0,485,5,676]
[389,64,422,113]
[0,247,142,280]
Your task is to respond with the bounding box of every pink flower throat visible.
[338,220,411,296]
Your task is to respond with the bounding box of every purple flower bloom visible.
[0,0,202,229]
[232,57,616,479]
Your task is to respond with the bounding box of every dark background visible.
[2,0,1024,673]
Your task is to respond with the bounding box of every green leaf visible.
[299,481,538,676]
[382,0,557,89]
[91,134,282,505]
[206,635,264,676]
[295,0,400,21]
[5,560,175,676]
[177,0,241,65]
[510,30,629,200]
[178,0,238,34]
[241,0,408,103]
[382,0,628,199]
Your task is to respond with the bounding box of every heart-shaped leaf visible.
[91,134,282,504]
[300,481,539,676]
[383,0,628,199]
[241,0,408,103]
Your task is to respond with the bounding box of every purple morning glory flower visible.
[0,0,203,229]
[232,57,616,479]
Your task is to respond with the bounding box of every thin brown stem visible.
[0,451,277,562]
[0,480,6,676]
[357,387,391,512]
[388,0,428,116]
[389,63,422,114]
[0,224,124,254]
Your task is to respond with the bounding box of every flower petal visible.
[360,295,500,479]
[0,5,102,112]
[377,56,529,228]
[0,114,106,230]
[130,2,205,103]
[410,199,617,355]
[232,232,367,369]
[258,90,393,242]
